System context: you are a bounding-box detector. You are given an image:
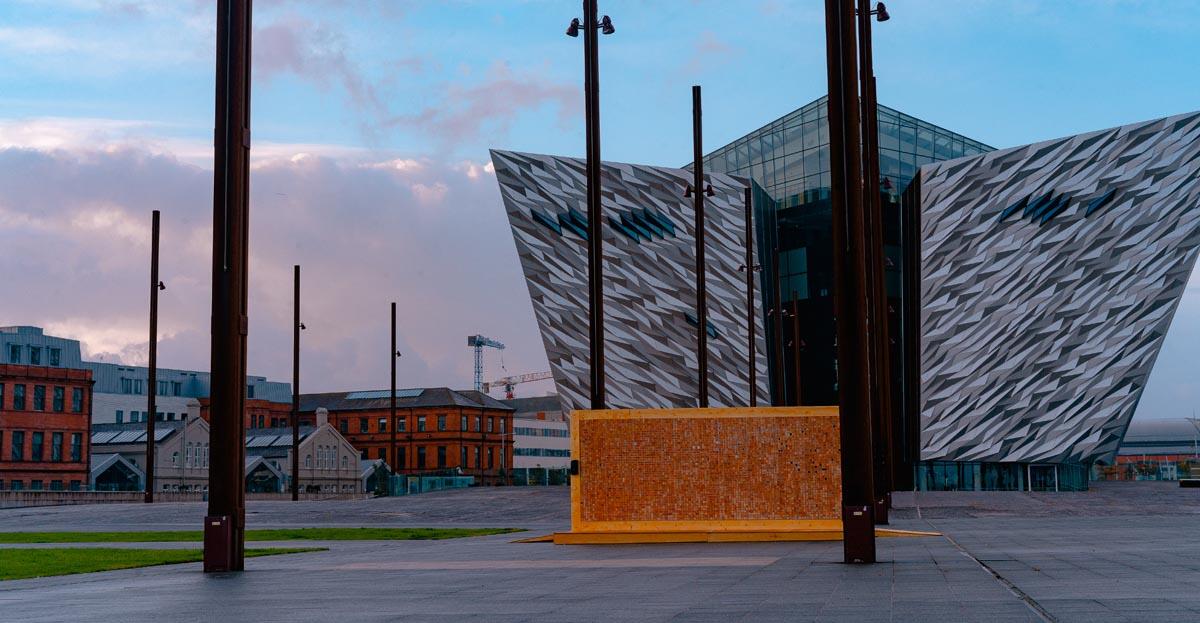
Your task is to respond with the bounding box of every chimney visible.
[316,407,329,428]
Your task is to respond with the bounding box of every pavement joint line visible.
[915,492,1057,623]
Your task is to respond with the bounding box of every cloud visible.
[386,62,579,149]
[0,141,548,394]
[682,31,737,76]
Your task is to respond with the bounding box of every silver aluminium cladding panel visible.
[491,150,770,411]
[919,112,1200,464]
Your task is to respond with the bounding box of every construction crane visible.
[467,334,505,391]
[483,371,554,399]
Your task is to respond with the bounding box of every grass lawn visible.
[0,547,323,581]
[0,527,522,544]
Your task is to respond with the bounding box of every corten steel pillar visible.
[145,209,161,504]
[791,293,803,406]
[390,302,398,484]
[825,0,876,563]
[691,85,710,408]
[291,265,300,501]
[857,0,894,524]
[771,248,785,406]
[205,0,252,573]
[744,187,757,407]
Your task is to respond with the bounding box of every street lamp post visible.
[391,302,399,494]
[291,265,302,501]
[567,0,614,410]
[204,0,252,573]
[824,0,877,563]
[145,209,164,504]
[857,0,894,526]
[738,187,760,407]
[687,85,713,408]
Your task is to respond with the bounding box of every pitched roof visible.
[502,395,565,416]
[298,387,513,412]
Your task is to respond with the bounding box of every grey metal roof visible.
[1118,419,1200,455]
[298,387,513,413]
[503,395,565,417]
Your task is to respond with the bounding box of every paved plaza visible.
[0,481,1196,622]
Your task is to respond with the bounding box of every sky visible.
[0,0,1198,418]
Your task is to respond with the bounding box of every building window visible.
[70,433,81,462]
[378,418,388,433]
[8,344,20,363]
[474,416,481,432]
[417,446,426,469]
[172,381,182,396]
[10,430,24,461]
[158,380,168,395]
[460,415,467,431]
[203,444,209,467]
[52,387,64,412]
[69,481,81,491]
[437,446,446,468]
[31,432,44,461]
[359,418,368,433]
[10,480,23,491]
[437,415,446,432]
[50,480,63,491]
[0,383,5,410]
[72,388,83,413]
[172,451,179,466]
[29,347,41,366]
[247,385,255,398]
[341,455,348,469]
[398,446,406,468]
[13,384,25,410]
[339,419,348,434]
[461,445,467,468]
[500,418,506,434]
[474,446,480,468]
[376,447,386,460]
[49,348,61,366]
[417,416,426,432]
[121,378,133,394]
[487,417,494,433]
[397,417,406,432]
[130,411,139,423]
[115,410,124,424]
[487,447,494,470]
[51,432,63,462]
[31,480,43,491]
[133,379,143,395]
[33,385,45,411]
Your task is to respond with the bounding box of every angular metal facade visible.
[491,150,770,411]
[917,111,1200,464]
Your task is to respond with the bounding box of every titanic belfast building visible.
[493,95,1200,492]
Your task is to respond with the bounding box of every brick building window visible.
[474,446,480,468]
[359,418,368,433]
[53,387,64,412]
[460,415,467,431]
[0,383,4,410]
[460,445,467,468]
[339,419,348,434]
[50,480,63,491]
[72,388,83,413]
[500,418,506,434]
[70,433,81,462]
[29,347,41,366]
[33,385,45,411]
[474,416,481,432]
[31,480,43,491]
[398,447,406,469]
[437,415,446,432]
[31,432,44,461]
[378,418,388,433]
[70,481,81,491]
[376,447,385,461]
[417,446,426,469]
[52,432,63,462]
[487,417,494,433]
[417,416,426,432]
[487,447,494,469]
[49,348,61,366]
[437,446,446,468]
[13,384,24,410]
[397,417,406,432]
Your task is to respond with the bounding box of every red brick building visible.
[0,364,93,491]
[298,388,513,485]
[198,397,293,429]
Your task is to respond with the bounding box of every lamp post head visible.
[875,2,890,21]
[599,15,615,35]
[299,322,306,331]
[566,18,581,37]
[157,281,166,291]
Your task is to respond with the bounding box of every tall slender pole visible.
[390,303,398,482]
[791,293,803,406]
[825,0,876,563]
[291,265,300,501]
[858,0,893,524]
[583,0,606,410]
[205,0,252,573]
[744,187,757,407]
[692,85,709,408]
[145,209,160,504]
[772,248,785,406]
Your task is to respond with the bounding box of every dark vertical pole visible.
[391,302,398,482]
[291,265,300,501]
[692,85,709,408]
[145,210,160,504]
[899,172,922,491]
[791,293,803,406]
[858,0,893,523]
[825,0,876,563]
[772,249,785,406]
[205,0,251,573]
[744,187,757,407]
[583,0,606,410]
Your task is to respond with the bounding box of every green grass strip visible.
[0,527,522,544]
[0,547,323,581]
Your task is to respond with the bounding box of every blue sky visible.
[1,0,1198,417]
